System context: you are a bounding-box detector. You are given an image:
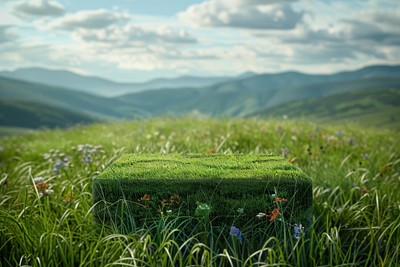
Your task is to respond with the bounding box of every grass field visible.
[0,117,399,266]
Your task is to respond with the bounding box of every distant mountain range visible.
[0,64,399,131]
[0,68,255,97]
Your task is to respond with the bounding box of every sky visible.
[0,0,399,82]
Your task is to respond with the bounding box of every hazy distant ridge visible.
[0,68,249,97]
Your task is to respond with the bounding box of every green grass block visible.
[93,154,312,236]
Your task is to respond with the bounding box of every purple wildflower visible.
[230,226,243,244]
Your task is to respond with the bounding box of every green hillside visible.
[0,77,146,120]
[249,88,400,130]
[0,99,97,129]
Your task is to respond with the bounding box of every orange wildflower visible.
[35,182,49,191]
[267,208,282,222]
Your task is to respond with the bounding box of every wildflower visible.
[230,226,243,244]
[293,224,304,239]
[267,208,282,222]
[273,196,287,203]
[166,209,172,214]
[140,194,151,202]
[256,212,266,219]
[82,154,92,165]
[33,178,53,197]
[36,181,49,191]
[53,157,69,174]
[236,208,244,214]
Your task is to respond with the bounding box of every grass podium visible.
[93,154,312,239]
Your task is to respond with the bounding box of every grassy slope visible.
[250,88,400,130]
[0,77,146,120]
[0,98,97,129]
[0,118,399,266]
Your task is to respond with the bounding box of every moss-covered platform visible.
[93,154,312,235]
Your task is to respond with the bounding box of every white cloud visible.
[50,9,129,30]
[13,0,65,18]
[73,24,197,45]
[178,0,304,30]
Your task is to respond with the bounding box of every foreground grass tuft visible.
[0,117,399,266]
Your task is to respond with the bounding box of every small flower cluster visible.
[161,194,181,205]
[33,177,53,197]
[44,149,70,174]
[73,144,104,165]
[160,194,181,214]
[137,194,152,209]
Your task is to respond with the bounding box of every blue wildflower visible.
[230,226,243,244]
[293,223,303,239]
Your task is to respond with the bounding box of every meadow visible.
[0,117,399,266]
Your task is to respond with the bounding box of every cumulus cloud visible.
[73,24,197,45]
[50,9,129,30]
[283,15,400,47]
[13,0,65,18]
[178,0,304,30]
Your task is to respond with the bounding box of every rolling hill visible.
[114,66,400,117]
[248,88,400,130]
[0,98,97,129]
[0,77,148,120]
